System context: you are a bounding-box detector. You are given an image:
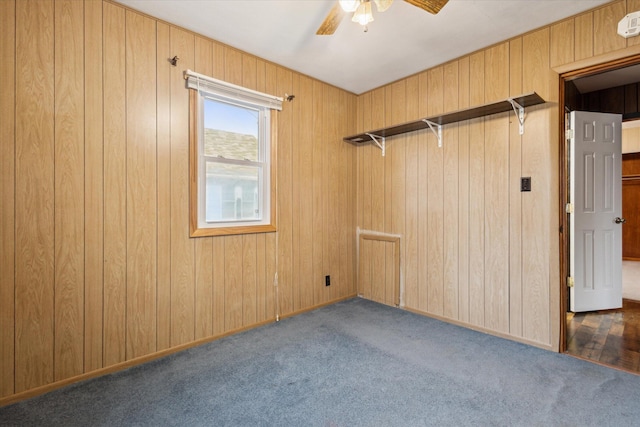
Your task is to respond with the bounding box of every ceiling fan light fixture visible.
[373,0,393,12]
[339,0,360,13]
[352,1,374,26]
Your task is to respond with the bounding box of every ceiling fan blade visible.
[404,0,449,14]
[316,2,345,35]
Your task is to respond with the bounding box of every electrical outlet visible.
[521,177,531,192]
[325,275,331,287]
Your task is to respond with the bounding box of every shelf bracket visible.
[366,133,386,156]
[422,119,443,148]
[507,98,525,135]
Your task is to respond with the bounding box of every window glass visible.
[205,162,261,222]
[203,97,259,161]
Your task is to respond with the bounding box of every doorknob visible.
[615,217,626,224]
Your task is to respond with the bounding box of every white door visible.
[569,111,623,312]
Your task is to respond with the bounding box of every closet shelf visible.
[344,92,545,155]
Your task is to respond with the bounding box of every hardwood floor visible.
[567,299,640,373]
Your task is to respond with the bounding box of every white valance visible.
[184,69,283,111]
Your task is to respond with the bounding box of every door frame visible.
[558,53,640,352]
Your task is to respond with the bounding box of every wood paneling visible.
[125,11,158,359]
[354,0,630,351]
[84,0,104,374]
[169,26,195,347]
[2,0,632,404]
[484,43,510,333]
[622,178,640,259]
[0,0,16,399]
[54,0,85,381]
[629,0,640,48]
[14,0,55,393]
[468,52,485,327]
[103,1,127,367]
[575,12,594,61]
[521,28,551,345]
[443,62,459,319]
[0,0,357,403]
[156,22,172,351]
[550,19,574,68]
[509,37,524,337]
[593,1,626,56]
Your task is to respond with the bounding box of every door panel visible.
[569,111,623,312]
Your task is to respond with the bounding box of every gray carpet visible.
[2,297,640,426]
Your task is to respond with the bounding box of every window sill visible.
[190,223,276,238]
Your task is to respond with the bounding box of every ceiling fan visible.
[316,0,449,34]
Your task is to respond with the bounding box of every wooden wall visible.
[0,0,356,402]
[623,125,640,153]
[356,0,640,350]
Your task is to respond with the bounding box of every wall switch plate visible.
[521,177,531,192]
[325,275,331,287]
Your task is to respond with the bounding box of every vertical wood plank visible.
[84,0,104,374]
[225,48,243,85]
[390,81,406,305]
[457,56,470,323]
[328,85,344,301]
[383,85,394,305]
[242,54,257,91]
[522,28,551,345]
[342,90,356,298]
[212,41,226,80]
[298,75,314,309]
[125,11,157,359]
[193,36,214,340]
[0,0,16,398]
[370,88,386,305]
[212,236,226,335]
[593,1,626,56]
[550,19,574,68]
[265,63,277,320]
[312,80,325,305]
[277,67,294,312]
[509,37,524,337]
[255,60,268,322]
[468,51,485,327]
[225,235,243,330]
[404,75,419,309]
[417,72,429,312]
[290,72,301,310]
[169,26,195,347]
[574,12,593,61]
[242,234,257,326]
[194,236,213,339]
[443,61,459,319]
[359,92,372,299]
[628,0,640,47]
[14,0,55,392]
[265,231,277,321]
[156,22,172,351]
[103,1,127,367]
[427,67,444,316]
[54,0,85,381]
[255,233,267,322]
[484,43,510,333]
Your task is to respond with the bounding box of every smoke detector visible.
[618,11,640,38]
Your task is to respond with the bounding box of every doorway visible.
[560,54,640,372]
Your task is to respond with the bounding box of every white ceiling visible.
[116,0,613,95]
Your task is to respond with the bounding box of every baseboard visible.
[401,305,555,352]
[0,293,357,407]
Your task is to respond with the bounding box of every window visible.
[187,70,282,236]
